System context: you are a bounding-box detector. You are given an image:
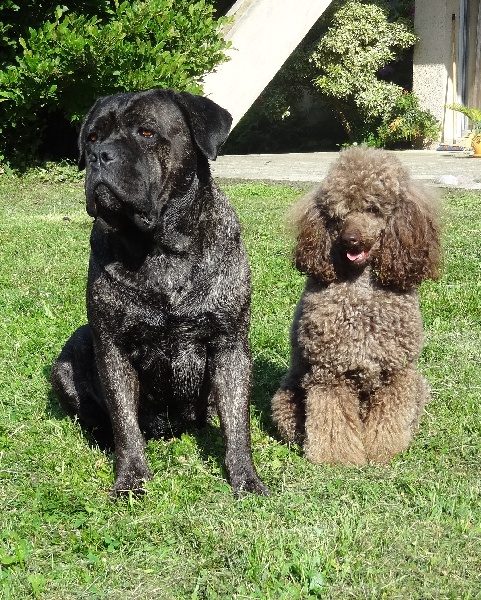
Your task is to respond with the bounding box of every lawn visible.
[0,171,480,599]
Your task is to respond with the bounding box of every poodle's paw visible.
[364,427,412,464]
[272,387,305,443]
[304,435,368,466]
[303,383,367,465]
[363,372,427,463]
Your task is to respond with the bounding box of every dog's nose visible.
[89,147,116,165]
[341,230,361,246]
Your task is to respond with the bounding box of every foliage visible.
[223,102,345,154]
[227,0,439,152]
[0,0,229,167]
[0,0,112,65]
[446,104,481,134]
[377,91,441,148]
[311,0,417,139]
[1,176,481,597]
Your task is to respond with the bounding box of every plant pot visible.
[472,134,481,157]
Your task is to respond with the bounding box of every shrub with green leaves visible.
[378,92,441,148]
[0,0,229,167]
[311,0,417,139]
[0,0,112,65]
[227,0,439,152]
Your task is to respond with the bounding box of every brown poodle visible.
[272,146,441,465]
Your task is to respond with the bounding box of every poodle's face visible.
[337,210,385,270]
[294,147,441,290]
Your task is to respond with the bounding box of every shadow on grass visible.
[251,356,286,436]
[43,354,286,479]
[194,356,286,471]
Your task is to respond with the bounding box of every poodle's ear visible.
[375,186,441,290]
[290,191,337,283]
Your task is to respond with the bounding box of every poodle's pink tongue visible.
[347,250,368,263]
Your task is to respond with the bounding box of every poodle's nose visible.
[341,230,361,247]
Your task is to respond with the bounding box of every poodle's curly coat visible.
[272,146,441,465]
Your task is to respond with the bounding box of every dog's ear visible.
[375,188,441,290]
[176,92,233,160]
[292,192,337,284]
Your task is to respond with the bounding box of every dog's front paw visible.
[230,472,271,498]
[111,460,153,497]
[272,387,305,444]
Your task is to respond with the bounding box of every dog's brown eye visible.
[88,133,98,142]
[139,128,154,138]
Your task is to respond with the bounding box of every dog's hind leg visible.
[363,368,429,463]
[303,382,367,465]
[272,334,309,445]
[51,325,111,440]
[271,385,305,444]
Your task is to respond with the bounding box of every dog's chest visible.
[88,257,221,351]
[299,281,424,373]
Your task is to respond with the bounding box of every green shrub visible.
[311,0,417,140]
[0,0,112,65]
[227,0,439,152]
[0,0,229,167]
[378,92,440,148]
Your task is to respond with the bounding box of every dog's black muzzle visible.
[85,141,155,231]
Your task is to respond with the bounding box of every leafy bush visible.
[311,0,417,139]
[227,0,439,152]
[0,0,112,65]
[377,92,440,148]
[0,0,229,167]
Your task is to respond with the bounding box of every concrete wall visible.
[413,0,481,144]
[467,0,481,110]
[202,0,332,128]
[413,0,458,144]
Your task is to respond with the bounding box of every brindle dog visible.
[51,88,269,497]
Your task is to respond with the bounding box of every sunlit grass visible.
[0,174,480,598]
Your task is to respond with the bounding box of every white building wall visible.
[413,0,481,145]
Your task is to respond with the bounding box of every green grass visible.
[0,175,480,599]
